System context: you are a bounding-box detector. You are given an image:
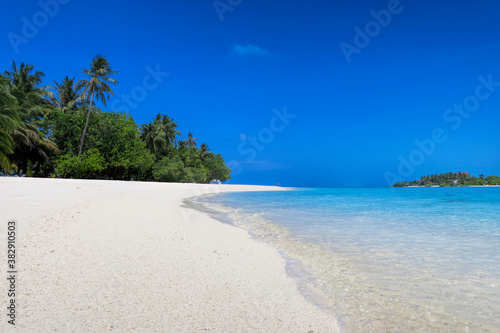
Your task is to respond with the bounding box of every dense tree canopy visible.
[393,172,499,187]
[0,58,232,183]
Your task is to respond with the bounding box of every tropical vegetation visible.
[393,172,500,187]
[0,57,231,183]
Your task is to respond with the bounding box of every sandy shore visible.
[0,178,339,332]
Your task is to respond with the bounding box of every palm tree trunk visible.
[79,90,94,154]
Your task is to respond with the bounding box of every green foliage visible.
[202,152,231,183]
[46,76,85,112]
[486,175,500,185]
[49,107,233,183]
[151,154,208,183]
[140,114,180,160]
[150,147,231,183]
[1,59,232,183]
[153,155,191,182]
[48,108,154,180]
[184,167,207,183]
[46,108,86,155]
[3,61,50,126]
[393,172,499,187]
[142,113,231,183]
[1,62,58,175]
[55,149,106,179]
[0,77,19,171]
[9,121,59,176]
[88,111,151,179]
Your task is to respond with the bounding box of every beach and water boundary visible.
[2,178,499,332]
[189,187,500,332]
[0,178,339,332]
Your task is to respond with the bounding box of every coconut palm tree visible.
[199,143,210,160]
[155,114,180,148]
[3,61,49,123]
[79,55,117,153]
[46,76,84,112]
[9,122,58,175]
[0,78,19,172]
[0,74,57,175]
[141,114,181,159]
[177,139,188,151]
[2,62,59,175]
[141,122,166,159]
[187,132,198,148]
[141,122,157,154]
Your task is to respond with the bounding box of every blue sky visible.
[2,0,500,186]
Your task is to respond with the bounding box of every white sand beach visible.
[0,178,339,332]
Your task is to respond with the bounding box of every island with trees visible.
[393,172,500,187]
[0,57,231,183]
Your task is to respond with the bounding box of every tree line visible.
[0,56,231,183]
[393,172,500,187]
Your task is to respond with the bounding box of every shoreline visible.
[183,194,335,304]
[189,187,500,332]
[0,178,339,332]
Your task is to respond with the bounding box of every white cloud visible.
[231,43,272,57]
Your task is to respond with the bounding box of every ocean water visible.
[190,187,500,332]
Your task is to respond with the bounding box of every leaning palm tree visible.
[46,76,84,112]
[186,132,198,148]
[79,55,117,153]
[9,122,58,175]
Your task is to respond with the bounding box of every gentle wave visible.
[189,187,500,332]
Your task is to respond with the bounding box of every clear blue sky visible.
[2,0,499,186]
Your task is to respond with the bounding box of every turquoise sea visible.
[191,187,500,332]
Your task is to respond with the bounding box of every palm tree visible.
[155,114,180,148]
[140,114,181,160]
[141,121,166,159]
[0,75,57,175]
[3,61,44,98]
[187,132,198,148]
[3,61,49,123]
[9,122,58,175]
[177,139,188,151]
[199,143,210,160]
[141,122,158,155]
[1,62,58,175]
[0,78,19,172]
[79,55,117,153]
[46,76,84,112]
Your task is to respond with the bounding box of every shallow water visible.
[190,187,500,332]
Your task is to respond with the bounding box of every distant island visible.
[393,172,500,187]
